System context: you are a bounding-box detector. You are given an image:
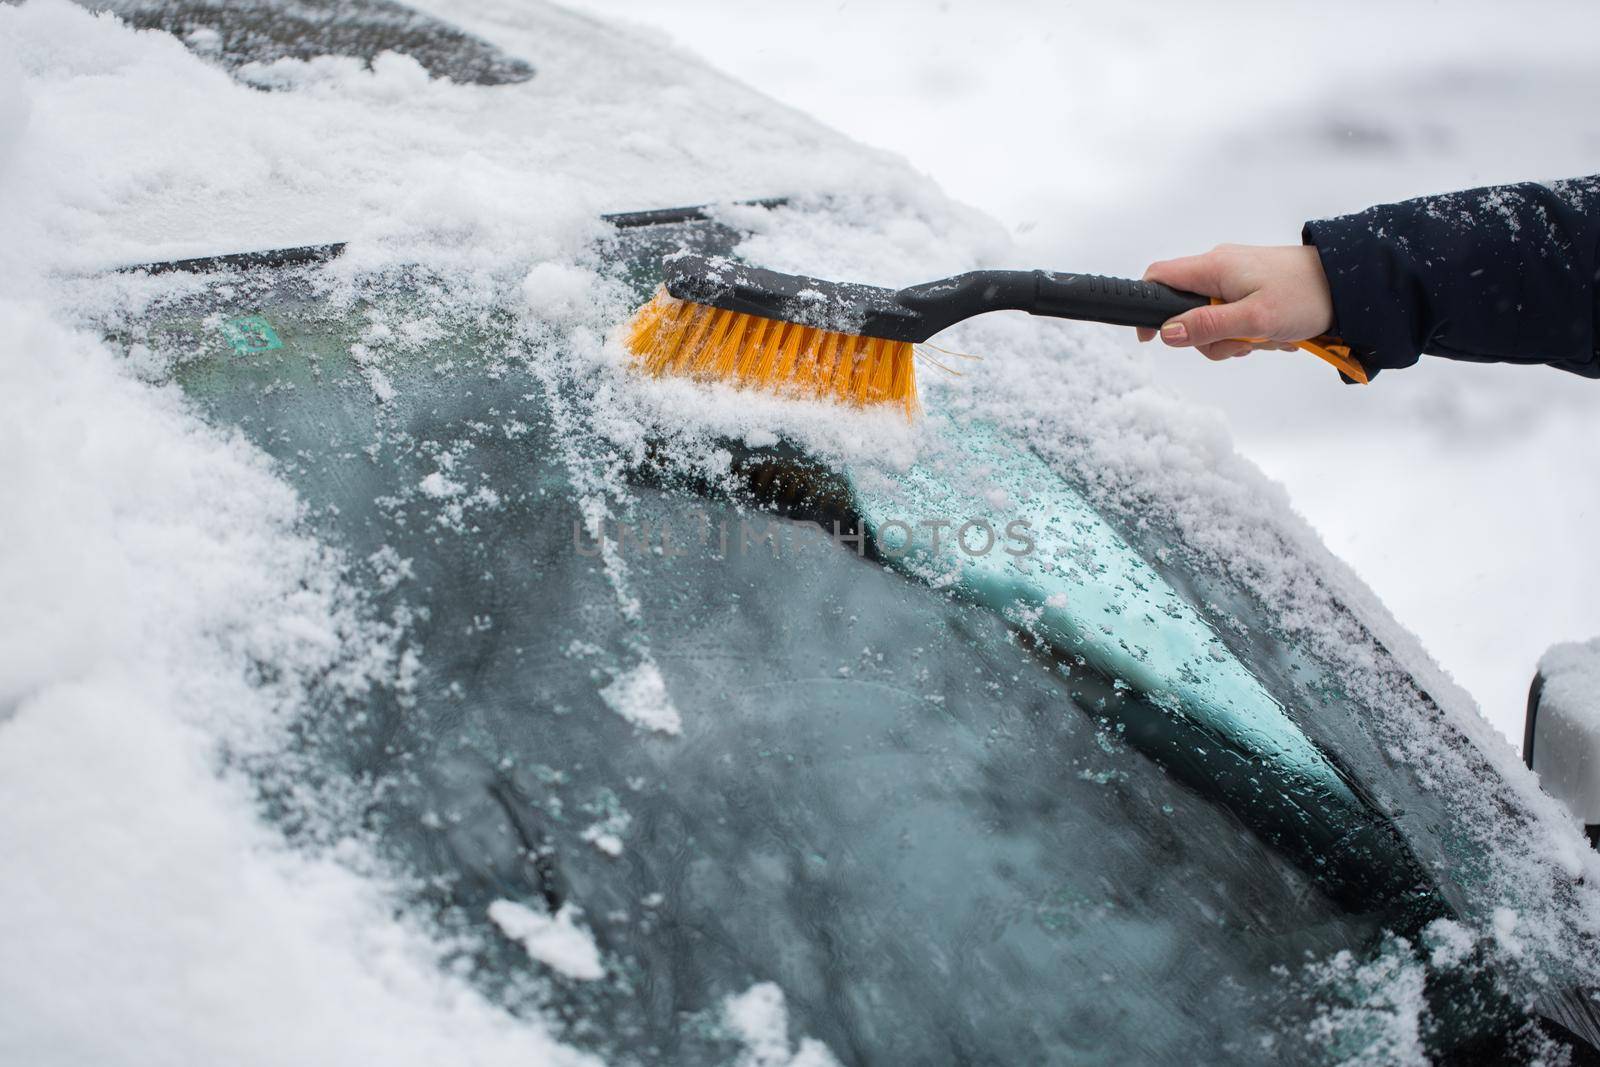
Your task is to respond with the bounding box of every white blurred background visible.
[565,0,1600,744]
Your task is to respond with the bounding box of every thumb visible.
[1159,296,1265,348]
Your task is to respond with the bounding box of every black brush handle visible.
[891,270,1209,339]
[1031,272,1209,330]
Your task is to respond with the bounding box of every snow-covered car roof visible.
[4,2,1599,1065]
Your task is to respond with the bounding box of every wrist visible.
[1299,245,1336,337]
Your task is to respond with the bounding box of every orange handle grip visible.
[1291,337,1368,383]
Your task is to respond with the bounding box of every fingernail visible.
[1160,320,1187,343]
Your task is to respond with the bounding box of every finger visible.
[1197,339,1257,361]
[1158,295,1267,348]
[1142,252,1230,297]
[1136,327,1156,343]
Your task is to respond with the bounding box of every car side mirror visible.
[1525,654,1600,849]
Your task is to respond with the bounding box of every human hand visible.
[1135,244,1334,361]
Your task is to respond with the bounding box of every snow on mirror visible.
[93,213,1570,1064]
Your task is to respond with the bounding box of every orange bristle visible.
[623,288,919,418]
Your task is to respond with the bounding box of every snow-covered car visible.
[6,2,1600,1065]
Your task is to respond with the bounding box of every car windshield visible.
[98,210,1513,1063]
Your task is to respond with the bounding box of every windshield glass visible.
[98,213,1493,1064]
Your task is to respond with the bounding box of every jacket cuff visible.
[1302,216,1424,378]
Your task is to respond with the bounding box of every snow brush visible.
[623,255,1368,415]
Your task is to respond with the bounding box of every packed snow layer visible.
[0,307,593,1067]
[1542,639,1600,725]
[5,0,1600,1064]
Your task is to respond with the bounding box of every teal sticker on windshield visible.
[221,314,284,355]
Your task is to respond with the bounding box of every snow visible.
[599,659,682,735]
[1302,943,1429,1067]
[523,260,599,324]
[0,36,26,170]
[1423,918,1478,970]
[6,0,1600,1061]
[581,826,624,856]
[419,470,464,498]
[1492,907,1528,961]
[722,983,841,1067]
[486,900,605,981]
[0,306,591,1067]
[1540,638,1600,729]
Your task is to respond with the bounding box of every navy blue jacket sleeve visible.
[1302,176,1600,380]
